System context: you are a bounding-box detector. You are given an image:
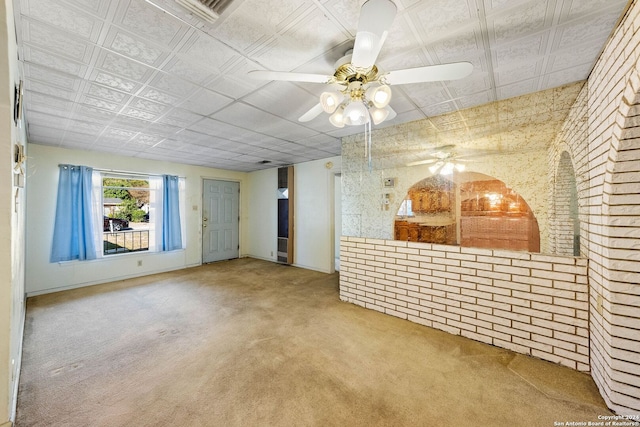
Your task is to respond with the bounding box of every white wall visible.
[246,168,277,262]
[245,156,342,274]
[294,156,341,273]
[1,0,26,423]
[26,144,248,295]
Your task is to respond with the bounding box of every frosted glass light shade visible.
[343,101,369,126]
[440,162,455,175]
[320,92,344,114]
[367,85,391,108]
[370,107,389,124]
[329,106,345,128]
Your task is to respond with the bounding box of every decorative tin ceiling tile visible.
[131,98,168,114]
[24,63,81,91]
[490,1,551,44]
[23,19,92,61]
[97,51,153,81]
[108,30,166,66]
[92,71,139,93]
[23,46,86,77]
[25,0,99,39]
[138,87,180,105]
[86,84,128,103]
[118,0,186,46]
[26,80,76,100]
[81,96,120,112]
[123,108,159,121]
[163,57,214,85]
[149,73,197,96]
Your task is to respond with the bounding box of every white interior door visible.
[202,179,239,263]
[334,173,342,271]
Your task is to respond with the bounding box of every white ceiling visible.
[13,0,629,172]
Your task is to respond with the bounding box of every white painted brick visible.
[461,274,492,286]
[461,260,493,272]
[408,315,432,328]
[477,255,511,265]
[461,330,494,345]
[447,305,477,319]
[477,270,511,281]
[365,303,385,313]
[446,252,477,261]
[493,309,531,323]
[493,279,530,293]
[460,247,493,256]
[420,299,446,311]
[553,263,587,274]
[494,294,531,308]
[512,259,552,270]
[432,322,461,335]
[514,337,552,354]
[493,250,530,260]
[511,275,553,287]
[531,286,576,300]
[531,270,576,282]
[446,265,477,276]
[512,321,553,337]
[385,308,408,319]
[477,326,511,341]
[554,330,589,347]
[494,338,531,355]
[553,297,588,311]
[462,302,490,315]
[432,244,460,253]
[383,263,406,272]
[396,306,420,317]
[477,312,510,327]
[512,290,551,304]
[553,314,588,328]
[433,296,461,308]
[554,347,588,365]
[423,262,446,272]
[396,247,420,255]
[495,323,530,339]
[531,350,576,369]
[530,254,576,265]
[531,301,576,317]
[364,238,386,245]
[461,288,493,301]
[447,319,477,333]
[406,241,427,249]
[495,264,530,276]
[531,318,576,334]
[512,305,553,321]
[396,259,420,268]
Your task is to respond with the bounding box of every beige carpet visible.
[16,258,610,426]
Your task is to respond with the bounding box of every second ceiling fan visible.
[248,0,473,128]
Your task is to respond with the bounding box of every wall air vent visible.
[173,0,234,23]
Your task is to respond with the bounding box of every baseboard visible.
[1,420,13,427]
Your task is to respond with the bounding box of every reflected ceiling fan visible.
[248,0,473,128]
[407,150,469,175]
[406,145,503,175]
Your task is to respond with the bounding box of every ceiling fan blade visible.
[248,70,333,84]
[384,62,473,85]
[351,0,397,69]
[298,103,324,122]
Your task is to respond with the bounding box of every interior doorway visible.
[202,179,239,263]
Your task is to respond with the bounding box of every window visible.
[50,165,185,263]
[101,175,154,256]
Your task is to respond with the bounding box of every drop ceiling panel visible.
[13,0,630,172]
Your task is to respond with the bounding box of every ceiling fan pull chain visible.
[366,120,372,173]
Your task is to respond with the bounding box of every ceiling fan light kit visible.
[247,0,473,159]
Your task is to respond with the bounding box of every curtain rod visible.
[58,165,186,179]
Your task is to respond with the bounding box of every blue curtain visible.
[162,175,182,251]
[50,165,96,262]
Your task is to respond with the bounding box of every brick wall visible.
[340,236,590,371]
[548,1,640,414]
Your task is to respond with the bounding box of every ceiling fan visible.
[247,0,473,128]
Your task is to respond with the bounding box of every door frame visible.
[201,177,242,264]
